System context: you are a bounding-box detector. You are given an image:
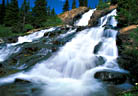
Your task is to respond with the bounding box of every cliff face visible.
[88,5,117,27]
[58,7,89,25]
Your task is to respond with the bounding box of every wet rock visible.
[52,40,61,45]
[14,78,31,83]
[88,5,117,27]
[0,63,3,68]
[94,71,127,84]
[3,36,18,43]
[0,38,4,43]
[95,56,105,66]
[52,47,57,52]
[44,32,56,37]
[93,42,103,54]
[76,26,87,32]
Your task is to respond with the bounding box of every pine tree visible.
[79,0,84,6]
[72,0,76,9]
[4,0,19,26]
[32,0,47,27]
[79,0,88,7]
[6,0,9,6]
[84,0,88,7]
[20,0,30,32]
[47,6,51,16]
[0,0,5,24]
[51,8,56,16]
[63,0,69,12]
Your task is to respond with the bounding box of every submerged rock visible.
[14,78,31,83]
[94,70,127,84]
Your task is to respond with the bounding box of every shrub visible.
[24,24,33,32]
[97,0,110,10]
[117,0,138,27]
[0,25,12,37]
[42,16,63,27]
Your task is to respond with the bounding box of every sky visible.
[0,0,99,14]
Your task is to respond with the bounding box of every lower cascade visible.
[0,9,132,96]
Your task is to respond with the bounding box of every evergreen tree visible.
[72,0,76,9]
[79,0,88,7]
[4,0,19,26]
[0,0,5,24]
[6,0,9,6]
[32,0,47,27]
[63,0,69,12]
[51,8,56,16]
[111,0,118,5]
[47,6,51,16]
[79,0,84,6]
[84,0,88,7]
[20,0,30,32]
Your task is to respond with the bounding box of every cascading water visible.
[0,27,56,62]
[0,9,131,96]
[75,9,96,26]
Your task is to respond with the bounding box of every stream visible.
[0,9,132,96]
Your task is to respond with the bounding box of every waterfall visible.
[75,9,96,26]
[0,27,56,62]
[0,9,130,96]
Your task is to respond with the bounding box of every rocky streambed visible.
[0,5,137,96]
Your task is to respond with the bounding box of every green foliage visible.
[4,0,19,27]
[79,0,83,6]
[0,0,5,24]
[79,0,88,7]
[118,28,138,84]
[51,8,56,16]
[84,0,88,7]
[0,25,27,37]
[19,0,30,32]
[24,24,33,32]
[117,0,138,27]
[72,0,76,9]
[42,16,63,27]
[97,0,110,10]
[118,85,138,96]
[0,25,12,37]
[32,0,47,27]
[111,0,118,5]
[63,0,69,12]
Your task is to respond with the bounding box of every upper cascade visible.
[75,9,96,26]
[58,7,89,25]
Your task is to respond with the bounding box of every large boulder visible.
[94,70,128,84]
[0,38,4,43]
[2,36,18,43]
[88,5,117,27]
[58,7,89,25]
